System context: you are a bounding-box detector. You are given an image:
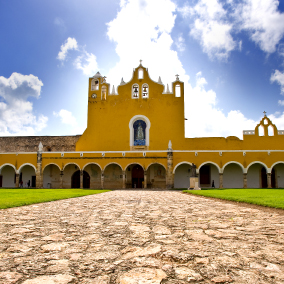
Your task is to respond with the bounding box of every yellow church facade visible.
[1,63,284,189]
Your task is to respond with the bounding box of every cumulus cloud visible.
[106,0,258,138]
[57,37,78,61]
[189,0,236,60]
[0,73,48,135]
[175,34,186,52]
[235,0,284,53]
[74,51,98,76]
[57,37,98,76]
[53,109,77,126]
[271,70,284,94]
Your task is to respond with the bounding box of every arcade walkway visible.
[0,190,283,283]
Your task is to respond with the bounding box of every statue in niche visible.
[136,123,144,140]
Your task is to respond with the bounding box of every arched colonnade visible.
[173,161,284,189]
[0,162,167,189]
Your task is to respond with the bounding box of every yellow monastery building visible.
[1,62,284,189]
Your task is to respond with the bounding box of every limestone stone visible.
[0,271,22,283]
[119,267,167,284]
[22,274,74,284]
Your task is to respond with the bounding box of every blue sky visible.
[1,0,284,140]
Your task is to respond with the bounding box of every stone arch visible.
[0,163,17,173]
[174,162,192,188]
[83,163,102,189]
[146,163,166,188]
[199,162,220,188]
[18,164,36,188]
[247,161,269,173]
[63,162,81,171]
[83,162,102,171]
[103,162,123,172]
[247,162,268,188]
[18,163,37,173]
[223,162,244,188]
[0,164,16,188]
[173,161,192,174]
[62,163,81,189]
[125,163,145,188]
[271,162,284,188]
[129,115,151,147]
[42,163,61,172]
[104,163,123,189]
[43,164,61,188]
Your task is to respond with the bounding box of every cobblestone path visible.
[0,190,284,284]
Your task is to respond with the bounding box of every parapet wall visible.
[0,135,81,153]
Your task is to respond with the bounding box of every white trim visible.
[173,161,192,174]
[222,161,245,173]
[82,162,102,171]
[42,163,61,172]
[129,115,151,147]
[146,162,166,171]
[103,162,123,171]
[63,162,81,171]
[247,161,269,173]
[124,162,145,171]
[18,163,37,173]
[271,161,284,170]
[0,163,17,174]
[198,161,221,174]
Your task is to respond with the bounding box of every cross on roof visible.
[263,111,267,117]
[175,74,179,81]
[140,59,142,65]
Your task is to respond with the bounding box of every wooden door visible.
[132,165,144,188]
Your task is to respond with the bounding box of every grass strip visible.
[0,188,111,209]
[183,188,284,209]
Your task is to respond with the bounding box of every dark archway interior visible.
[132,164,144,188]
[72,170,90,188]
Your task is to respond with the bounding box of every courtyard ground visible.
[0,190,283,283]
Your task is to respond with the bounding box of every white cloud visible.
[235,0,284,53]
[271,69,284,94]
[188,0,236,60]
[74,51,98,76]
[57,38,98,76]
[0,73,48,135]
[53,109,77,126]
[57,37,78,61]
[175,34,186,52]
[105,0,259,138]
[177,3,190,18]
[278,100,284,106]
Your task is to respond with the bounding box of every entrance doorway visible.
[71,170,90,188]
[271,168,276,188]
[261,167,267,188]
[132,165,144,188]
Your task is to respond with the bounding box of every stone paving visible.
[0,190,284,284]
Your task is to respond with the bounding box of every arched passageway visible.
[43,164,61,188]
[19,165,36,188]
[104,164,123,189]
[147,163,166,188]
[174,163,191,188]
[131,164,144,188]
[199,163,219,188]
[63,164,79,188]
[0,165,16,187]
[271,163,284,188]
[223,163,243,188]
[84,164,101,189]
[71,170,90,188]
[247,163,267,188]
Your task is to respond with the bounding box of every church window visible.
[258,125,264,136]
[101,86,107,100]
[142,84,149,98]
[268,125,274,136]
[133,120,146,146]
[138,68,143,79]
[175,84,181,97]
[91,79,99,91]
[132,84,139,98]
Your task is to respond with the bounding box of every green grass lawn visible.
[0,188,111,209]
[183,188,284,209]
